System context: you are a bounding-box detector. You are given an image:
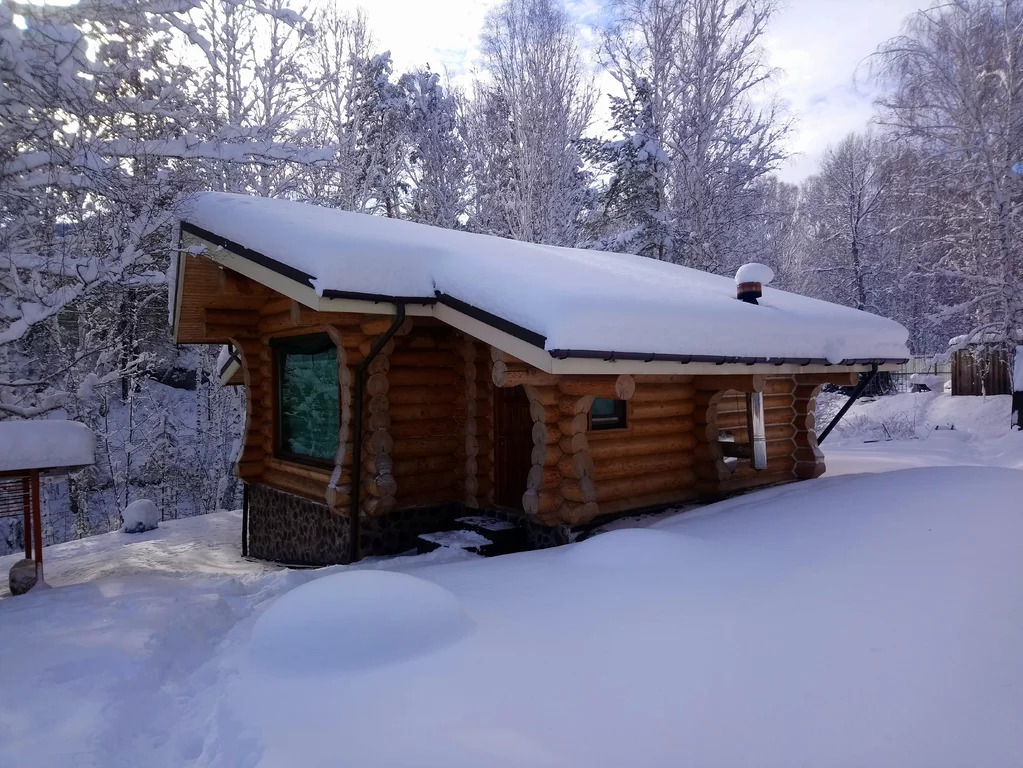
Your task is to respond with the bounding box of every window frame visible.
[589,397,628,431]
[272,333,340,469]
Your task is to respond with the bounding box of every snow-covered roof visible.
[181,192,909,365]
[0,420,96,472]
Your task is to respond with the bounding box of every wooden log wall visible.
[180,255,863,532]
[585,375,694,518]
[387,321,462,509]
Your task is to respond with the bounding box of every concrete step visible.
[454,515,527,555]
[416,529,493,556]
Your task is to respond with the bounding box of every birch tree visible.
[474,0,596,245]
[601,0,789,272]
[874,0,1023,348]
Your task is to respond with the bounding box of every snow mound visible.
[566,528,687,565]
[123,499,159,533]
[734,262,774,285]
[249,570,471,675]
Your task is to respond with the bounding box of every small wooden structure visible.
[950,339,1013,396]
[172,193,908,565]
[0,420,95,593]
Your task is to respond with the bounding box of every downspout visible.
[818,364,879,444]
[349,303,407,563]
[241,483,249,558]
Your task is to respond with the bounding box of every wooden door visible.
[494,386,533,509]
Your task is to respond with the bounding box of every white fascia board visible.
[183,232,902,377]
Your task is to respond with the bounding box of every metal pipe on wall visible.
[746,392,767,470]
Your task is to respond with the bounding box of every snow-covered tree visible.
[581,77,670,258]
[874,0,1023,349]
[602,0,789,272]
[473,0,596,245]
[400,69,469,228]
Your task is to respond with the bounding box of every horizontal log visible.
[594,469,698,503]
[556,501,600,526]
[728,456,796,480]
[363,473,397,498]
[692,374,765,392]
[794,371,859,386]
[718,470,796,495]
[390,434,459,459]
[558,413,590,437]
[390,418,456,440]
[586,417,695,440]
[587,433,697,461]
[390,401,457,422]
[794,460,826,479]
[388,385,457,406]
[592,451,696,481]
[558,451,595,480]
[493,361,560,388]
[528,465,561,492]
[630,383,697,403]
[395,472,458,498]
[388,350,458,368]
[715,392,794,412]
[630,400,695,420]
[558,433,589,455]
[261,467,328,500]
[557,395,595,417]
[762,377,796,394]
[362,430,392,457]
[537,443,562,467]
[366,372,389,396]
[714,407,794,431]
[557,374,635,400]
[389,368,457,388]
[724,422,796,443]
[389,453,457,477]
[560,476,598,503]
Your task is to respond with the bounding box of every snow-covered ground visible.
[1,392,1021,768]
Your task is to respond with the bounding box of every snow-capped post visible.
[0,421,96,594]
[735,263,774,305]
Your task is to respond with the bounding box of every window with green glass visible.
[275,334,339,463]
[590,397,627,430]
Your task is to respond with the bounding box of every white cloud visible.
[324,0,927,182]
[764,0,926,182]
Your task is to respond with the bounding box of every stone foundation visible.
[247,484,350,566]
[245,485,464,565]
[245,483,662,565]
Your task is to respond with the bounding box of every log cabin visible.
[173,192,910,565]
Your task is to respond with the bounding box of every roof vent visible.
[735,263,774,305]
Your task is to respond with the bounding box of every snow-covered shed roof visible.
[178,193,909,369]
[0,420,96,472]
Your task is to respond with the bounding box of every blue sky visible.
[338,0,926,183]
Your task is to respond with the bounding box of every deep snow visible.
[184,192,909,362]
[1,393,1020,768]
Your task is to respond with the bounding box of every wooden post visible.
[22,475,31,560]
[31,469,43,583]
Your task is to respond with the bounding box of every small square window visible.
[590,397,627,430]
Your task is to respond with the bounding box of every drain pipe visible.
[348,303,407,563]
[818,364,880,444]
[746,392,768,469]
[241,483,249,557]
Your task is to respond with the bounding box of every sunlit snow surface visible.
[1,393,1021,767]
